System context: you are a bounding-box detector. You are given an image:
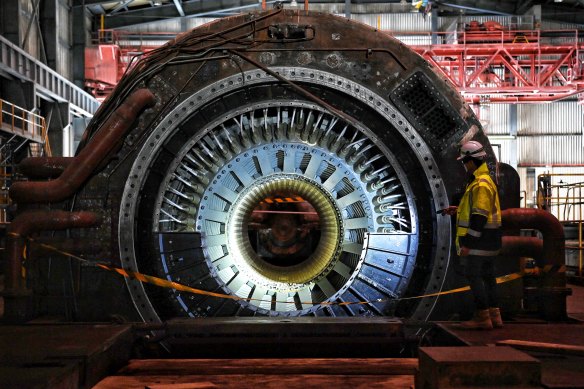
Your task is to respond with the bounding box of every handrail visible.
[537,173,584,277]
[0,98,51,224]
[0,98,46,144]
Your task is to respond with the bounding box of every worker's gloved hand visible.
[440,206,458,216]
[459,246,470,256]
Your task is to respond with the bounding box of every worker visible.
[441,140,503,330]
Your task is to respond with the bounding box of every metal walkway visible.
[0,35,99,116]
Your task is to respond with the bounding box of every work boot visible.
[460,309,493,330]
[489,307,503,328]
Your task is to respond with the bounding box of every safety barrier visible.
[0,98,51,224]
[537,173,583,277]
[0,98,46,144]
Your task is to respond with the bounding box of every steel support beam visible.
[0,0,20,47]
[100,0,269,29]
[173,0,186,17]
[40,0,58,73]
[0,35,98,115]
[411,34,584,103]
[72,4,90,90]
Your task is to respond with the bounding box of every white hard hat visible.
[457,140,487,160]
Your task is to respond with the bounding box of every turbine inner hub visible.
[249,191,320,266]
[229,176,341,285]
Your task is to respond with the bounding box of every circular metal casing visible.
[71,9,494,323]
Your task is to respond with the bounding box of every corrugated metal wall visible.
[352,13,432,32]
[305,3,411,14]
[57,0,72,80]
[518,102,583,135]
[481,104,513,135]
[540,20,584,30]
[187,18,219,30]
[484,100,584,167]
[518,135,583,165]
[120,13,433,35]
[391,34,432,45]
[122,17,217,34]
[123,19,184,33]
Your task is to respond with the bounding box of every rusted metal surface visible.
[94,357,416,388]
[17,156,74,179]
[436,323,584,389]
[5,210,101,293]
[31,236,106,255]
[417,346,541,389]
[501,236,544,264]
[502,208,565,267]
[9,88,155,204]
[0,324,133,388]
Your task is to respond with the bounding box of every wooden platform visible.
[437,322,584,388]
[93,358,418,389]
[152,317,407,358]
[0,324,133,388]
[416,346,541,388]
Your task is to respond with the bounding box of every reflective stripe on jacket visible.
[456,163,502,256]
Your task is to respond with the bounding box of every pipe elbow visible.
[501,208,565,267]
[9,89,156,204]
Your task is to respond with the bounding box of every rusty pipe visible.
[501,208,565,267]
[9,88,156,204]
[501,236,543,265]
[5,210,101,293]
[17,156,74,179]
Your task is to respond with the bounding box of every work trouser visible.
[462,254,499,310]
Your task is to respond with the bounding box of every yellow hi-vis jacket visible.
[455,163,502,256]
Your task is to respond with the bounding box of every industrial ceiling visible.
[74,1,584,29]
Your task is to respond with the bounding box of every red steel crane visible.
[85,25,584,104]
[407,27,584,104]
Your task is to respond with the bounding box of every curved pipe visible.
[501,236,543,265]
[17,157,74,179]
[501,208,565,267]
[5,210,101,293]
[9,88,156,204]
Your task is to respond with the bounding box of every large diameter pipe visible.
[501,236,543,265]
[17,156,74,179]
[501,208,565,267]
[9,88,156,204]
[5,210,101,293]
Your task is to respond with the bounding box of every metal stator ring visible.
[119,68,449,322]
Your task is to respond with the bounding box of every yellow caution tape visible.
[21,244,27,279]
[10,232,526,307]
[96,263,244,301]
[263,196,305,204]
